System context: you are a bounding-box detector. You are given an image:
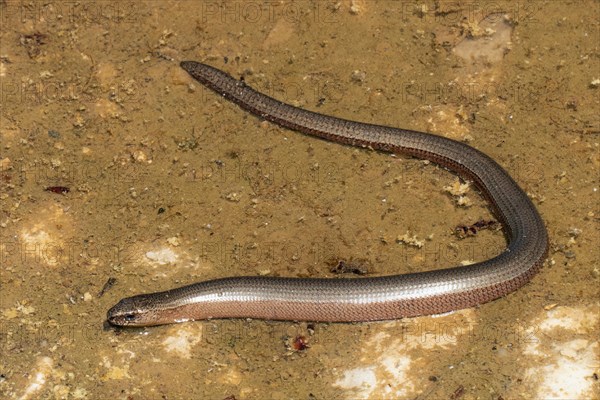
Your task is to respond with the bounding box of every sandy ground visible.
[1,1,599,399]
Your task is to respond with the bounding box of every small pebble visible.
[564,251,575,259]
[48,130,60,139]
[351,70,366,83]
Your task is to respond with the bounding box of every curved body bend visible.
[107,61,548,326]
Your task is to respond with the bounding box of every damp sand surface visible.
[1,1,599,399]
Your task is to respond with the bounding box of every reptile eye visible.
[124,313,136,322]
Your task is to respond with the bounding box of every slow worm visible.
[107,61,548,326]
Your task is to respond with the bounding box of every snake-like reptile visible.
[107,61,548,326]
